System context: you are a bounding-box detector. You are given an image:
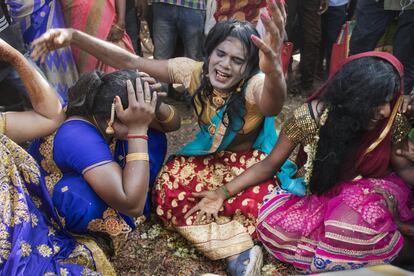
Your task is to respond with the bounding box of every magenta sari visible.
[257,52,414,272]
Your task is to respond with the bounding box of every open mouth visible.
[215,69,231,82]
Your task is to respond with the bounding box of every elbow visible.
[121,201,145,217]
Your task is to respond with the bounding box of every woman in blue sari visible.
[30,1,294,274]
[28,69,179,239]
[0,39,111,275]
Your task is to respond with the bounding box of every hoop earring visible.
[105,102,115,135]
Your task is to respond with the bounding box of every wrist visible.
[128,126,148,135]
[218,185,230,200]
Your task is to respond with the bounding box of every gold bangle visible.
[126,152,149,162]
[156,105,175,124]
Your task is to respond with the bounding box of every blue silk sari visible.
[0,134,115,275]
[28,119,167,237]
[5,0,79,105]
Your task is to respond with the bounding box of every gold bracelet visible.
[156,105,175,124]
[126,152,149,162]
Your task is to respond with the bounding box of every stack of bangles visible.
[156,105,175,124]
[126,134,149,162]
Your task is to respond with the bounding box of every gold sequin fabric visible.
[282,103,318,146]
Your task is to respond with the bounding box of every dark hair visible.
[310,57,400,195]
[192,19,260,130]
[66,69,139,119]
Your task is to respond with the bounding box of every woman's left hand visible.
[374,187,400,221]
[251,0,286,75]
[184,189,226,224]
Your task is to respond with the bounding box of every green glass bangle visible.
[220,185,231,199]
[408,128,414,144]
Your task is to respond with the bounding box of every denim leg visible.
[394,10,414,94]
[178,7,205,61]
[349,0,394,55]
[152,3,178,60]
[321,5,347,73]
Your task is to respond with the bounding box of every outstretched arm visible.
[185,131,297,222]
[0,39,64,143]
[31,28,172,83]
[251,0,287,116]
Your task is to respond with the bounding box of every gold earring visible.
[105,102,115,134]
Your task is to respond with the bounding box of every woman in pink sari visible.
[215,52,414,272]
[60,0,135,74]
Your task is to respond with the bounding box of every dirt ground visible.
[111,72,310,275]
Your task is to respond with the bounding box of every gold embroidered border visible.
[177,220,253,260]
[39,133,62,196]
[0,113,5,134]
[319,231,401,257]
[74,237,116,276]
[325,231,388,245]
[87,208,132,237]
[325,220,379,235]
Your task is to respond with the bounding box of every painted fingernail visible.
[260,9,271,21]
[250,34,259,42]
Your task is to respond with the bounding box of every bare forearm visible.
[72,29,139,69]
[224,131,297,197]
[122,135,150,216]
[259,69,286,116]
[71,29,171,82]
[225,159,278,196]
[11,52,61,119]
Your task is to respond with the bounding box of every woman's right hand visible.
[114,77,157,133]
[31,28,74,63]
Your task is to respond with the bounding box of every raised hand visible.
[31,28,74,63]
[114,77,157,133]
[251,0,286,75]
[184,189,226,224]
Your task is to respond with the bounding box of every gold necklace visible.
[211,89,228,107]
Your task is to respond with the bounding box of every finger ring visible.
[144,100,151,103]
[388,195,394,200]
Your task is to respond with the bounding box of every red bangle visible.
[127,135,148,140]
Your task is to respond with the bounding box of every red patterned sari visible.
[154,150,277,260]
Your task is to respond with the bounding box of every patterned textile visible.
[6,0,79,105]
[214,0,266,24]
[258,174,413,272]
[257,52,414,273]
[28,120,167,237]
[150,0,206,10]
[154,150,278,260]
[60,0,136,74]
[0,134,114,275]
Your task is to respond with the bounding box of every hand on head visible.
[251,0,287,75]
[114,77,157,134]
[31,28,73,63]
